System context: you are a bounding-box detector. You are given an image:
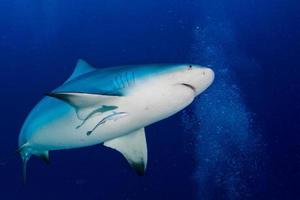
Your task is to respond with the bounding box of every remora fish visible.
[86,111,128,136]
[18,60,214,181]
[76,105,118,129]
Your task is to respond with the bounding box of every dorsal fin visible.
[65,59,96,83]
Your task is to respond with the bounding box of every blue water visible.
[0,0,299,199]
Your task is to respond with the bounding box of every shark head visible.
[127,64,215,119]
[141,64,214,97]
[170,64,215,96]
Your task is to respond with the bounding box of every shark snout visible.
[203,67,215,86]
[189,67,215,95]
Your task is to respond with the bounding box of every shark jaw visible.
[179,83,197,93]
[18,60,214,182]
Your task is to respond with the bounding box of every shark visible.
[18,59,214,181]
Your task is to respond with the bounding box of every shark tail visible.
[18,144,32,184]
[18,144,50,183]
[22,154,30,184]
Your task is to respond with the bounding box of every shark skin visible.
[18,60,214,181]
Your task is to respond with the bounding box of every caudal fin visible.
[22,156,29,183]
[18,144,32,184]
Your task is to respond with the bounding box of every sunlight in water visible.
[184,18,263,199]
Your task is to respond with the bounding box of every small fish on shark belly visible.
[76,105,118,129]
[86,111,128,136]
[18,59,214,182]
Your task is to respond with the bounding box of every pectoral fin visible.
[104,128,147,175]
[47,92,119,120]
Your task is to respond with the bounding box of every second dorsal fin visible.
[65,59,96,83]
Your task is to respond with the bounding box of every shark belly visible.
[20,83,194,152]
[73,83,195,146]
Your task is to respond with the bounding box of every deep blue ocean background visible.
[0,0,299,199]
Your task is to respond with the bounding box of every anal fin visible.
[104,128,147,175]
[37,151,50,165]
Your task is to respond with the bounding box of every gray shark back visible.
[54,62,185,96]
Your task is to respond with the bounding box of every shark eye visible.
[188,65,192,70]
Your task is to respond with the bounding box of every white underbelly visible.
[28,84,194,151]
[29,106,146,150]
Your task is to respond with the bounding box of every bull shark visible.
[18,59,214,181]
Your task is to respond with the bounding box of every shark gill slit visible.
[121,73,126,88]
[131,71,136,85]
[124,72,129,88]
[117,75,124,89]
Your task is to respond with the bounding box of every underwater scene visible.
[0,0,299,199]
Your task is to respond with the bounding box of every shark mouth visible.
[180,83,196,93]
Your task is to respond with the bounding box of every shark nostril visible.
[202,71,206,75]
